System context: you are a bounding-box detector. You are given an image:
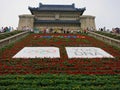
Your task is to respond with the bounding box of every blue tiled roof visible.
[38,3,76,11]
[29,3,86,13]
[34,20,80,24]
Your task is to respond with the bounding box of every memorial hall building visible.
[18,3,96,33]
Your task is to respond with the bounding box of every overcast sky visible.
[0,0,120,30]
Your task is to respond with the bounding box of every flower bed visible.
[0,33,120,75]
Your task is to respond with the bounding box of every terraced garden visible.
[0,33,120,89]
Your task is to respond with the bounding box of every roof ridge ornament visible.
[39,2,42,7]
[72,3,75,8]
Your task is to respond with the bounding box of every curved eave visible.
[29,7,86,15]
[34,20,80,24]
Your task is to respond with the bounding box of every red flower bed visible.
[0,33,120,75]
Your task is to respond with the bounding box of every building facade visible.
[18,3,96,33]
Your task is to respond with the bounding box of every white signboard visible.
[13,47,60,58]
[66,47,114,58]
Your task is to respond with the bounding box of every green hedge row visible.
[0,74,120,90]
[0,31,23,40]
[95,31,120,40]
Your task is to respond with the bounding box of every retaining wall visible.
[0,31,29,48]
[88,31,120,48]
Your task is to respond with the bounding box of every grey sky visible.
[0,0,120,30]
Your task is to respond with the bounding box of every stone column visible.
[18,14,34,30]
[80,15,96,31]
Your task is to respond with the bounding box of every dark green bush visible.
[0,31,23,40]
[0,74,120,89]
[95,31,120,40]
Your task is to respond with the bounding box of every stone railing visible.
[88,31,120,48]
[0,31,29,48]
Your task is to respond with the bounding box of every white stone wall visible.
[35,24,80,32]
[80,15,96,31]
[34,12,80,21]
[18,13,96,32]
[18,14,34,30]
